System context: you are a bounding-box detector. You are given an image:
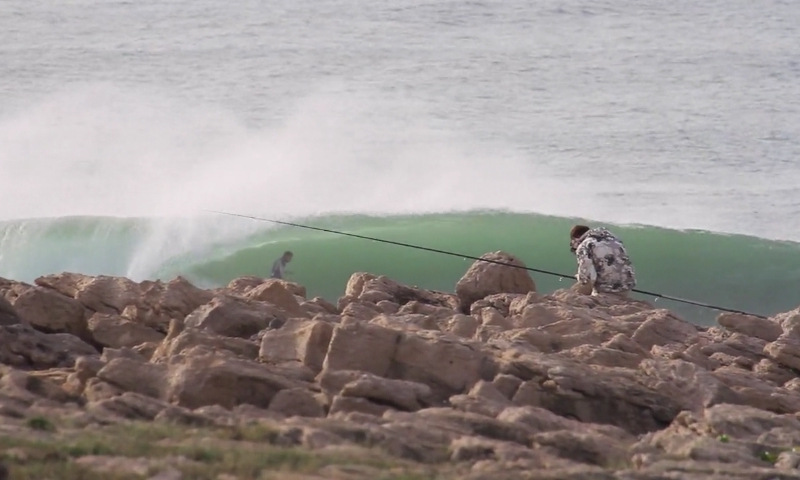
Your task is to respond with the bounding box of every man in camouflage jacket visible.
[569,225,636,296]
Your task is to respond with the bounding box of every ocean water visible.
[1,0,799,325]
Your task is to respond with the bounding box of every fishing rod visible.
[205,209,769,319]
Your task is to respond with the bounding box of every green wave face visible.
[3,212,799,326]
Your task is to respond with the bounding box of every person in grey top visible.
[270,251,293,279]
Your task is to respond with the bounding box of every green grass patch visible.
[0,420,446,480]
[26,416,56,432]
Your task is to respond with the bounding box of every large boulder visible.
[165,351,304,409]
[96,358,168,399]
[497,349,681,435]
[321,322,402,376]
[4,285,88,339]
[455,251,536,313]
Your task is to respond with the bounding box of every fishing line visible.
[205,210,769,319]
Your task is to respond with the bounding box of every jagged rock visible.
[340,273,459,311]
[245,280,304,316]
[533,430,630,467]
[559,345,644,369]
[448,393,510,418]
[455,251,536,313]
[398,301,458,321]
[63,356,105,396]
[638,359,741,412]
[449,435,542,463]
[702,332,769,365]
[35,274,213,332]
[712,366,800,414]
[329,395,391,417]
[498,350,680,435]
[97,358,167,399]
[87,313,165,349]
[304,297,338,315]
[513,303,565,329]
[718,312,783,342]
[260,319,333,373]
[390,331,494,402]
[184,296,287,338]
[151,322,259,361]
[702,403,800,439]
[478,308,512,331]
[753,358,797,386]
[631,310,699,349]
[268,388,325,417]
[166,351,304,409]
[322,322,402,376]
[224,276,266,295]
[340,372,432,412]
[0,295,22,326]
[765,334,800,371]
[492,374,522,400]
[441,314,480,338]
[0,368,81,405]
[413,408,532,445]
[101,347,145,363]
[88,391,174,420]
[0,324,97,369]
[83,378,123,402]
[370,313,440,332]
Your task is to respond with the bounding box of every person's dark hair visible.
[283,251,293,257]
[569,225,590,240]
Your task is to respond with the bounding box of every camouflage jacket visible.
[574,228,636,293]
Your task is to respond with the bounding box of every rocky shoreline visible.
[1,251,800,479]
